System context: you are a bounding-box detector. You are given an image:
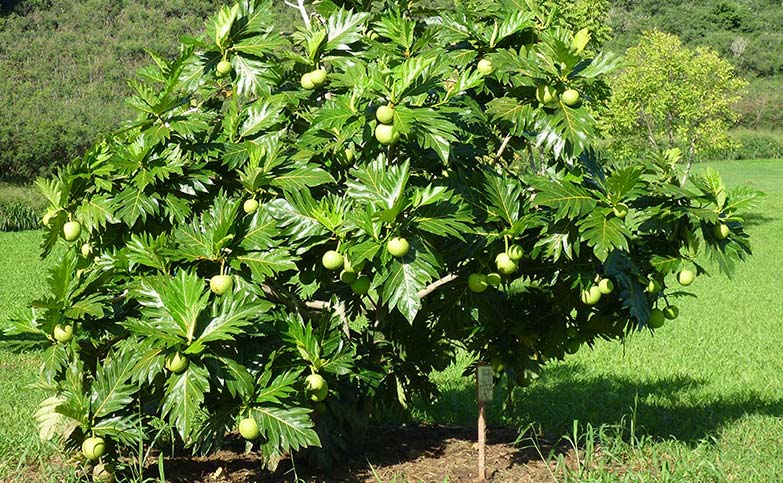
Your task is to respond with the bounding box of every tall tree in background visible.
[605,30,746,170]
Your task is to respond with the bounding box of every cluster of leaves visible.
[0,0,759,476]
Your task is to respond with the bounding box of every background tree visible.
[608,0,783,132]
[604,30,747,170]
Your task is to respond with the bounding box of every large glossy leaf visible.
[483,171,524,226]
[203,355,255,399]
[234,56,277,97]
[194,296,270,348]
[35,396,81,442]
[533,179,597,220]
[239,209,277,250]
[233,31,286,57]
[239,98,285,139]
[267,195,329,241]
[255,370,301,405]
[114,187,161,226]
[578,212,632,261]
[380,254,438,323]
[127,232,170,272]
[133,271,210,343]
[251,406,320,454]
[93,415,144,447]
[235,248,297,281]
[162,362,210,441]
[77,195,118,232]
[173,194,240,262]
[324,9,370,52]
[270,164,335,192]
[91,349,138,418]
[346,158,409,212]
[535,105,597,160]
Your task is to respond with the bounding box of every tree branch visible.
[261,282,301,315]
[639,108,659,150]
[304,300,330,311]
[264,273,458,330]
[304,300,350,335]
[494,133,513,163]
[285,0,311,30]
[417,273,458,298]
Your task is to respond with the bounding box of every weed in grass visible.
[0,183,46,232]
[0,200,40,232]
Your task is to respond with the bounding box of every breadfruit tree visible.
[2,0,758,476]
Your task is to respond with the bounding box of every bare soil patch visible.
[154,424,575,483]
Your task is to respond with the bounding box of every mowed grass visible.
[0,231,60,480]
[1,159,782,482]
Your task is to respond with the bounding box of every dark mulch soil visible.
[154,425,576,483]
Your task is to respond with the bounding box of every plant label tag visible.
[477,364,494,402]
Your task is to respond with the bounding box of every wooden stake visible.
[478,398,486,482]
[476,362,493,482]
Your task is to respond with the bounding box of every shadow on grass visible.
[382,363,783,446]
[742,211,777,228]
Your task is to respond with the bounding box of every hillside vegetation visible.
[0,0,237,181]
[0,0,780,182]
[609,0,783,76]
[608,0,783,130]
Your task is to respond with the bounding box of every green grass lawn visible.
[0,231,61,480]
[1,159,782,482]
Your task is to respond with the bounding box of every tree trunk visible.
[640,109,659,150]
[684,136,696,180]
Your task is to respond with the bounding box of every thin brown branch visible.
[639,108,659,150]
[417,273,458,298]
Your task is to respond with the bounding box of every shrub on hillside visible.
[734,78,783,129]
[0,0,230,182]
[0,184,46,232]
